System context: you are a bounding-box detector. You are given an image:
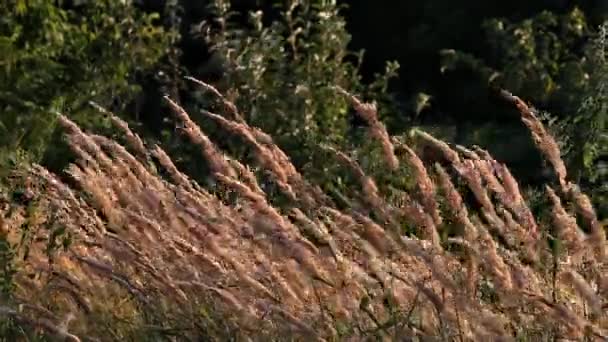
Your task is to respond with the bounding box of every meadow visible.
[0,79,606,341]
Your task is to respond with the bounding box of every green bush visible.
[440,8,591,117]
[0,0,174,167]
[559,22,608,216]
[184,0,402,193]
[437,9,608,215]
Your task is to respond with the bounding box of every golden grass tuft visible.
[0,82,607,341]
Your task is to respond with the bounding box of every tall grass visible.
[0,82,607,341]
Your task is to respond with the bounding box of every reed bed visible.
[1,82,607,341]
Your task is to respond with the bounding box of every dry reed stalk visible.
[569,187,607,262]
[323,145,398,226]
[502,252,544,295]
[151,145,192,188]
[407,254,492,336]
[0,306,82,342]
[228,159,265,195]
[546,186,587,263]
[398,191,442,248]
[434,165,477,240]
[185,76,244,122]
[474,159,505,196]
[501,90,568,191]
[350,212,396,256]
[290,208,339,259]
[164,96,237,179]
[33,166,106,236]
[200,109,299,200]
[412,130,461,165]
[522,291,595,339]
[478,223,515,292]
[56,116,116,175]
[91,135,159,186]
[7,86,608,341]
[399,143,442,226]
[214,174,335,287]
[64,165,124,229]
[335,86,399,170]
[89,101,148,162]
[560,269,602,316]
[194,86,322,200]
[471,157,537,246]
[454,160,497,217]
[495,162,541,244]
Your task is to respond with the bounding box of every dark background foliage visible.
[144,0,608,184]
[2,0,608,214]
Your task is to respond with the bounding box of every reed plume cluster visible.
[1,82,607,341]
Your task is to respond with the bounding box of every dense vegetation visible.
[0,0,174,170]
[3,0,608,205]
[1,0,608,340]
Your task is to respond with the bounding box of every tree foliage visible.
[2,0,608,215]
[559,23,608,214]
[440,8,591,118]
[178,0,401,189]
[0,0,173,166]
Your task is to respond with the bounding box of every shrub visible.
[440,11,608,217]
[183,0,401,188]
[0,0,174,167]
[564,22,608,216]
[439,7,591,118]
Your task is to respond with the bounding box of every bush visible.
[185,0,401,187]
[440,8,591,118]
[559,22,608,217]
[439,10,608,216]
[0,0,174,167]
